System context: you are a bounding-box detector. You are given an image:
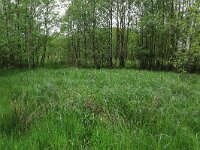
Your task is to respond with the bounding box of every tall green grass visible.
[0,68,200,149]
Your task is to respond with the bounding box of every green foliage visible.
[0,0,59,68]
[173,38,200,73]
[0,68,200,149]
[0,0,200,72]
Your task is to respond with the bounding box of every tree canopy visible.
[0,0,200,72]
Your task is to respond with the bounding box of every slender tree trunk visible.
[108,0,113,68]
[119,1,125,68]
[115,0,120,66]
[41,2,49,67]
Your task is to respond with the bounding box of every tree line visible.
[0,0,58,69]
[0,0,200,72]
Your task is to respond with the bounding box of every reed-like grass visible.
[0,68,200,149]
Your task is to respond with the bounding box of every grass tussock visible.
[0,68,200,149]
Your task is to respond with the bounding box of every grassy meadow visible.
[0,68,200,149]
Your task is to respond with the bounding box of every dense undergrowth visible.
[0,68,200,149]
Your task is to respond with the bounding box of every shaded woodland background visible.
[0,0,200,72]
